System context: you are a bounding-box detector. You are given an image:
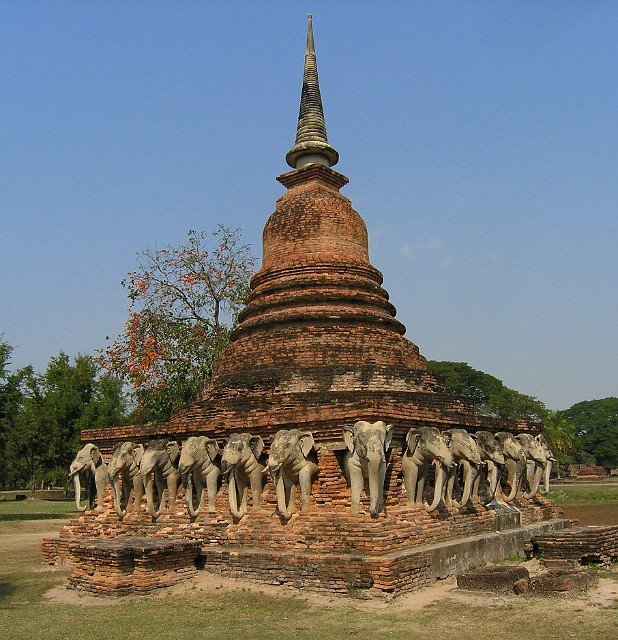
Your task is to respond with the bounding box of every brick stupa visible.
[86,16,524,452]
[69,17,565,596]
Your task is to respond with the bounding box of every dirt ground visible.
[11,520,614,611]
[561,504,618,526]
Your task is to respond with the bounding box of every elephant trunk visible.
[73,473,86,512]
[185,473,199,517]
[274,471,293,519]
[458,462,476,508]
[482,462,501,505]
[425,461,446,513]
[523,464,543,499]
[503,459,525,503]
[367,457,383,517]
[227,471,246,519]
[541,459,553,495]
[145,475,160,519]
[111,476,127,518]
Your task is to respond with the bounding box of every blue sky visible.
[1,2,616,410]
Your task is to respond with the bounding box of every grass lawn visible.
[547,484,618,505]
[0,498,76,521]
[0,498,616,640]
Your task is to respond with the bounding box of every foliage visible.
[97,226,255,422]
[427,361,545,421]
[561,397,618,468]
[0,344,127,492]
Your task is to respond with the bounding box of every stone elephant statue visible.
[470,431,505,505]
[140,439,181,519]
[536,433,556,495]
[517,433,548,499]
[267,429,318,519]
[343,420,393,517]
[107,441,145,518]
[221,433,265,519]
[495,432,526,503]
[179,436,221,516]
[69,443,110,512]
[444,428,483,509]
[402,426,453,513]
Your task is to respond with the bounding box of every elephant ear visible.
[90,445,102,467]
[383,424,394,450]
[132,444,144,466]
[405,429,420,456]
[205,439,220,461]
[166,441,180,463]
[249,435,264,459]
[342,426,355,452]
[299,432,315,457]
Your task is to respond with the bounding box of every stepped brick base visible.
[531,525,618,568]
[43,459,565,596]
[66,538,200,597]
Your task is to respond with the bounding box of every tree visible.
[1,349,127,492]
[561,398,618,469]
[427,361,545,421]
[98,226,255,422]
[541,410,576,465]
[0,335,26,489]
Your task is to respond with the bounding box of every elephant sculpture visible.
[470,431,505,505]
[221,433,265,519]
[140,439,181,519]
[536,433,556,494]
[402,426,453,513]
[444,428,483,508]
[495,432,527,502]
[517,433,549,499]
[69,443,110,512]
[108,441,145,518]
[343,420,393,517]
[179,436,221,516]
[267,429,318,519]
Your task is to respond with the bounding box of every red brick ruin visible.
[45,16,569,596]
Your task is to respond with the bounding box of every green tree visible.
[561,398,618,469]
[541,410,576,465]
[0,335,27,489]
[2,350,127,492]
[98,226,255,422]
[427,361,545,421]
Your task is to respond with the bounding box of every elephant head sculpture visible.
[140,439,181,519]
[267,429,318,519]
[221,433,265,519]
[495,432,526,502]
[401,426,453,513]
[343,420,393,517]
[470,431,505,505]
[443,428,483,509]
[536,433,556,494]
[69,443,110,512]
[178,436,221,516]
[107,441,144,518]
[517,433,548,499]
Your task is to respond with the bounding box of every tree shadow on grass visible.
[0,513,71,522]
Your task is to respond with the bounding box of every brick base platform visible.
[530,525,618,568]
[66,537,200,596]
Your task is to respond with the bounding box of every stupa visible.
[63,16,567,596]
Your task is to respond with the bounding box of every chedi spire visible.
[286,14,339,169]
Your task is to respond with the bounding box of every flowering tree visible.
[98,226,255,421]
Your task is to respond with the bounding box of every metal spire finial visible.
[285,15,339,169]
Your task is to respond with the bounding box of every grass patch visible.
[0,499,75,521]
[547,485,618,505]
